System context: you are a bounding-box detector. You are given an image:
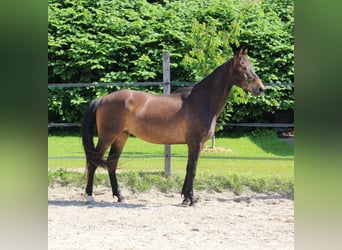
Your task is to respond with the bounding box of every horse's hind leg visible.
[85,162,97,203]
[85,134,117,203]
[106,132,129,202]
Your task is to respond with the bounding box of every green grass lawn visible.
[48,129,293,195]
[49,130,293,177]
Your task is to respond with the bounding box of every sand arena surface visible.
[48,185,294,250]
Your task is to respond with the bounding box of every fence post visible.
[211,135,216,148]
[163,51,172,176]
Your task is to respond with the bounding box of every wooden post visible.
[163,51,172,176]
[211,135,216,148]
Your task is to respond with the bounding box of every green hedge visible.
[48,0,294,132]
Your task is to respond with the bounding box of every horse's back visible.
[95,89,190,144]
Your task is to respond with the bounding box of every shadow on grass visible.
[248,129,294,157]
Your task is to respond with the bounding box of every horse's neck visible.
[191,62,234,116]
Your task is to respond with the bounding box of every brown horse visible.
[81,48,265,205]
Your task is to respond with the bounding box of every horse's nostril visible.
[259,87,265,92]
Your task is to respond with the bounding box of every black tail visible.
[81,98,105,167]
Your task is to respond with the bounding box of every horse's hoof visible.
[85,195,95,204]
[117,195,125,203]
[181,196,198,206]
[189,198,199,206]
[182,197,191,206]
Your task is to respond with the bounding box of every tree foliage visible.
[48,0,294,132]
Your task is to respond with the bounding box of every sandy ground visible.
[48,185,294,250]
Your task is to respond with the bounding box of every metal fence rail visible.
[48,82,293,88]
[48,122,294,128]
[48,155,294,161]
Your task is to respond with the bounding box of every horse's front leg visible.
[181,142,202,206]
[181,165,196,205]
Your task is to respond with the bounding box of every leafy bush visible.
[48,0,294,132]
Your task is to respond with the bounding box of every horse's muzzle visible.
[251,79,266,96]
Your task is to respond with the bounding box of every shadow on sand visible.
[48,199,147,209]
[216,193,293,203]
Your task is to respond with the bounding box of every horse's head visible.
[232,48,265,96]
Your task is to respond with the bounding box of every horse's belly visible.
[127,121,187,145]
[136,134,186,145]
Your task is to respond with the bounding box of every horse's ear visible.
[233,48,243,58]
[232,46,248,57]
[230,43,239,55]
[231,42,248,54]
[233,48,243,65]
